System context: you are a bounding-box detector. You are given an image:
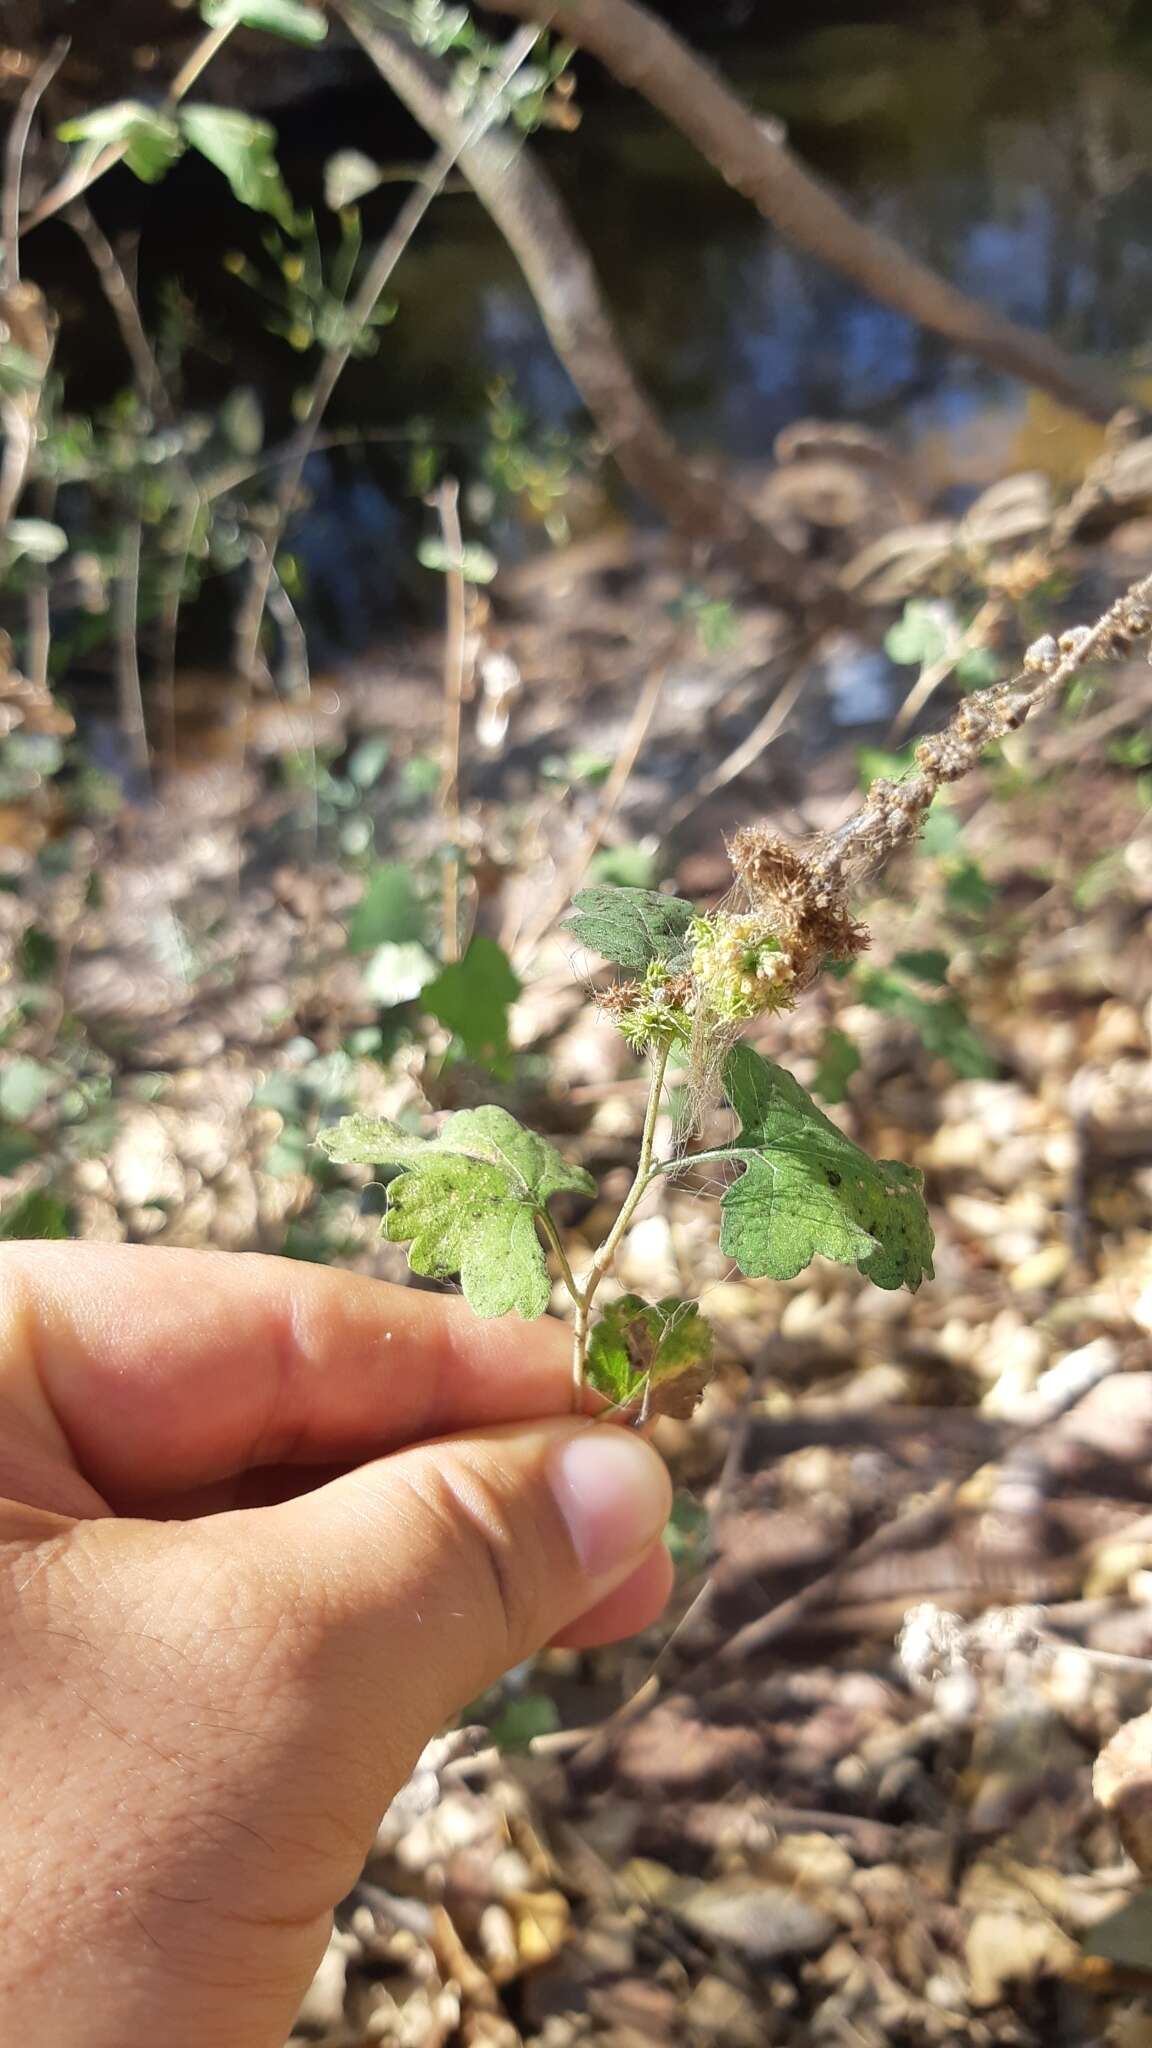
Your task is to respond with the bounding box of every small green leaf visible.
[893,949,950,986]
[587,843,660,890]
[708,1044,934,1292]
[219,386,264,457]
[811,1026,862,1105]
[417,536,499,584]
[180,105,295,227]
[346,736,392,789]
[884,598,950,668]
[0,1187,72,1239]
[201,0,329,43]
[563,886,696,973]
[488,1692,561,1752]
[919,802,964,859]
[422,937,520,1069]
[318,1105,594,1320]
[58,102,184,183]
[0,1056,53,1122]
[325,149,384,209]
[348,862,427,952]
[945,859,995,915]
[5,519,68,564]
[587,1295,714,1420]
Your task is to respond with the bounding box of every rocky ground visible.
[3,429,1152,2043]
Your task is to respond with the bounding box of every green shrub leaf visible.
[180,106,295,227]
[58,102,184,183]
[706,1044,933,1292]
[587,1295,714,1419]
[318,1105,594,1319]
[201,0,329,44]
[563,886,696,972]
[422,936,520,1068]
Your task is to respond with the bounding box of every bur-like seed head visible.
[725,823,870,975]
[598,964,694,1053]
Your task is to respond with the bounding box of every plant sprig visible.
[321,563,1152,1424]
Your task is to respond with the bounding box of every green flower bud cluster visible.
[690,913,797,1023]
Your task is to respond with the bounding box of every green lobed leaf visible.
[884,599,950,669]
[422,936,520,1069]
[587,1294,714,1420]
[58,102,185,183]
[180,105,296,227]
[563,886,696,973]
[318,1104,594,1320]
[709,1044,934,1292]
[201,0,329,42]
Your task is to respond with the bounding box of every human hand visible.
[0,1243,672,2048]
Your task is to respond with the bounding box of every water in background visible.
[35,3,1152,648]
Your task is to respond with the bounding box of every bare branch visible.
[488,0,1127,424]
[435,477,470,966]
[234,19,543,686]
[339,3,802,582]
[63,201,179,432]
[2,37,69,284]
[115,519,150,783]
[811,568,1152,896]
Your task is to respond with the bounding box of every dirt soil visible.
[3,462,1152,2044]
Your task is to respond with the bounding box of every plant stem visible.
[538,1209,580,1308]
[569,1036,671,1410]
[436,476,469,964]
[234,19,542,686]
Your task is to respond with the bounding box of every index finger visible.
[0,1243,573,1507]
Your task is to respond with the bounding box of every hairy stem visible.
[570,1036,671,1409]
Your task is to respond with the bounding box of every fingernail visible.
[550,1429,672,1580]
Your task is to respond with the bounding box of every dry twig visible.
[811,567,1152,895]
[233,22,543,686]
[435,478,471,965]
[2,38,69,284]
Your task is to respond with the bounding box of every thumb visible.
[251,1416,672,1745]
